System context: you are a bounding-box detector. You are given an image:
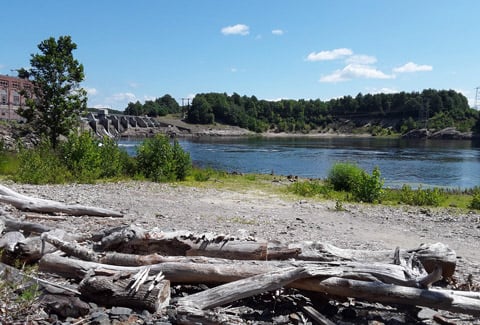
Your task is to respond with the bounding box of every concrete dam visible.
[84,111,190,138]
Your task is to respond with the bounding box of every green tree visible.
[18,36,87,149]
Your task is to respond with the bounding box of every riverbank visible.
[4,180,480,323]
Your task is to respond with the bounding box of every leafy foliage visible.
[18,36,87,148]
[136,134,191,182]
[327,163,384,203]
[181,90,477,135]
[15,140,71,184]
[288,180,332,197]
[399,185,446,207]
[352,167,384,203]
[468,192,480,210]
[124,94,181,117]
[327,163,364,192]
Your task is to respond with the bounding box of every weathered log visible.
[13,229,70,263]
[177,267,480,319]
[78,269,170,313]
[91,225,456,278]
[312,277,480,317]
[178,267,309,311]
[0,231,25,252]
[39,253,431,288]
[0,215,51,234]
[0,184,123,218]
[95,226,272,260]
[292,241,456,278]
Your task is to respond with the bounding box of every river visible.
[119,136,480,189]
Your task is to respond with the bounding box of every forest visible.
[123,89,480,135]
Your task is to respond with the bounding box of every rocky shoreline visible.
[2,180,480,323]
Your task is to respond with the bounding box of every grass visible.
[180,169,480,211]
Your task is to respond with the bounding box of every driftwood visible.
[177,267,480,323]
[87,225,457,278]
[78,267,170,313]
[0,184,123,218]
[2,216,479,322]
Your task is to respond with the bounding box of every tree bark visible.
[78,271,170,313]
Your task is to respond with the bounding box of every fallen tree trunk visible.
[38,253,431,288]
[0,184,123,218]
[176,267,480,321]
[88,225,456,277]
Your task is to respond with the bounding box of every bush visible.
[137,135,191,182]
[468,193,480,210]
[352,167,384,203]
[288,180,332,197]
[15,140,71,184]
[327,163,364,192]
[98,136,130,179]
[61,132,103,183]
[400,185,446,206]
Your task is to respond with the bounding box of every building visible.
[0,74,33,120]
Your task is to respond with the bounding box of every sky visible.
[1,0,479,110]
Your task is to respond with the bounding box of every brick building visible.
[0,74,33,120]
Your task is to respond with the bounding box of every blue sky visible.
[1,1,479,110]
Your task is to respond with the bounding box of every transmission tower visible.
[475,87,480,109]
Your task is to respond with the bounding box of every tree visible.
[18,35,87,148]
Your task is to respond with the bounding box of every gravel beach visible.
[8,180,480,280]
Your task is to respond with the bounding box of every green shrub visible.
[468,193,480,210]
[288,180,332,197]
[327,162,364,192]
[400,185,446,206]
[137,134,191,182]
[352,167,384,203]
[98,136,130,179]
[191,167,216,182]
[15,140,71,184]
[61,132,102,183]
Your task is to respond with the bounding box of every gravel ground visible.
[8,180,480,280]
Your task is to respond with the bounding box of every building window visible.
[13,94,20,105]
[0,90,6,105]
[12,81,20,90]
[0,80,8,88]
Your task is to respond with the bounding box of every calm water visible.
[120,137,480,189]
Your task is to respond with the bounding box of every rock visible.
[417,307,437,320]
[109,306,132,317]
[90,311,110,325]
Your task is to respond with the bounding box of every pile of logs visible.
[1,185,480,324]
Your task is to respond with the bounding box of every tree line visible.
[179,90,478,134]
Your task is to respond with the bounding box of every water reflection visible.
[119,137,480,189]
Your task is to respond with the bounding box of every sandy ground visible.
[7,180,480,281]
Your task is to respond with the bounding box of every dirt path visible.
[9,181,480,278]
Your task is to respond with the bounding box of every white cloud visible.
[85,87,98,96]
[109,92,137,103]
[221,24,250,36]
[272,29,284,35]
[346,54,377,65]
[230,67,238,73]
[393,62,433,73]
[93,104,111,109]
[320,64,394,83]
[368,87,398,94]
[306,48,353,62]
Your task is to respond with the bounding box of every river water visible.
[119,136,480,189]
